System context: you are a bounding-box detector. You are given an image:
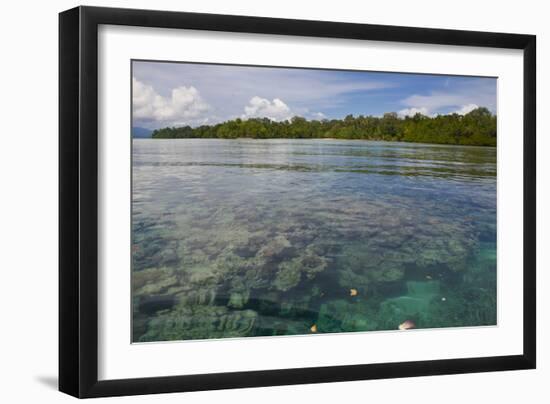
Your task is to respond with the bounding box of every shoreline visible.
[134,137,496,148]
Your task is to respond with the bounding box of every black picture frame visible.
[59,5,536,398]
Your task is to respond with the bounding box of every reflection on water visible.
[132,139,496,342]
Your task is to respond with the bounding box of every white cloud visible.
[310,112,327,120]
[453,103,479,115]
[132,78,158,120]
[402,93,478,112]
[242,96,293,121]
[132,78,209,126]
[133,62,397,124]
[398,107,430,117]
[399,80,495,117]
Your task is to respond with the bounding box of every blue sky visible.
[132,60,497,129]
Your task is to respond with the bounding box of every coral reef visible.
[131,139,497,341]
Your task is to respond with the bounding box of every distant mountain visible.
[132,127,152,138]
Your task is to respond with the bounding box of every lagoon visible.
[132,139,496,342]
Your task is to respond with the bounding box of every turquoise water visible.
[132,139,497,342]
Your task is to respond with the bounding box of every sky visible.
[132,60,497,129]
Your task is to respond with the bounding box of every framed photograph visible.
[59,6,536,398]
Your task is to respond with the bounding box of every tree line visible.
[151,107,496,146]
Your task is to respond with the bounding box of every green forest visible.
[151,107,496,146]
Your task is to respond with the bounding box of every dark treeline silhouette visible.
[151,107,496,146]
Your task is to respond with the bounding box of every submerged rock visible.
[176,288,216,306]
[258,235,293,261]
[301,252,328,279]
[227,290,250,309]
[138,306,258,342]
[133,267,179,296]
[273,260,302,291]
[272,251,328,292]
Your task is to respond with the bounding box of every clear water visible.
[132,139,497,342]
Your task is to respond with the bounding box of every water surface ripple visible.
[132,139,497,342]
